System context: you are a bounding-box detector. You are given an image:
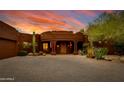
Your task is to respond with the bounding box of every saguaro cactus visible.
[32,31,36,55]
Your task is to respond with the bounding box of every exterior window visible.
[43,43,48,50]
[23,42,31,49]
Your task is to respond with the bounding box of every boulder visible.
[42,53,46,56]
[34,53,40,56]
[104,56,112,61]
[120,56,124,63]
[39,51,43,55]
[104,55,120,61]
[28,53,33,56]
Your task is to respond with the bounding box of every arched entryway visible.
[56,41,74,54]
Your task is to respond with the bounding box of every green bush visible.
[17,50,28,56]
[95,48,108,59]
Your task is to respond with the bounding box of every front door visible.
[60,43,66,54]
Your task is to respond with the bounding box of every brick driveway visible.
[0,55,124,82]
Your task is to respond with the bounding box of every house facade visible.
[40,31,88,55]
[0,21,88,59]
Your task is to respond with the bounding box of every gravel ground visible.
[0,55,124,82]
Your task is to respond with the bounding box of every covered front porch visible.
[40,40,84,55]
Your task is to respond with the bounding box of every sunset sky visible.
[0,10,113,34]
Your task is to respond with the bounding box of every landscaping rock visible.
[39,51,43,55]
[43,53,46,56]
[28,53,33,56]
[104,56,112,61]
[104,55,120,61]
[34,53,40,56]
[28,53,40,56]
[120,56,124,63]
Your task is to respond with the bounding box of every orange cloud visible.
[47,25,65,31]
[0,11,73,31]
[27,15,66,26]
[67,17,85,27]
[0,10,104,34]
[15,22,46,34]
[41,11,64,19]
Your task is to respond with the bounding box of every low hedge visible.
[17,50,28,56]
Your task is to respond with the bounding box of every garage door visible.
[0,39,17,59]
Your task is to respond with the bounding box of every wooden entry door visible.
[60,43,66,54]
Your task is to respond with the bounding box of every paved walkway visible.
[0,55,124,82]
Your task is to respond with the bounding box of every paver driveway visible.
[0,55,124,82]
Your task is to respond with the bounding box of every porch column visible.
[40,42,43,52]
[51,40,56,55]
[73,41,78,55]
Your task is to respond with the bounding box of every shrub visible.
[17,50,28,56]
[87,47,95,58]
[82,43,89,55]
[81,50,86,55]
[114,42,124,55]
[95,48,108,59]
[81,48,87,55]
[23,42,32,49]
